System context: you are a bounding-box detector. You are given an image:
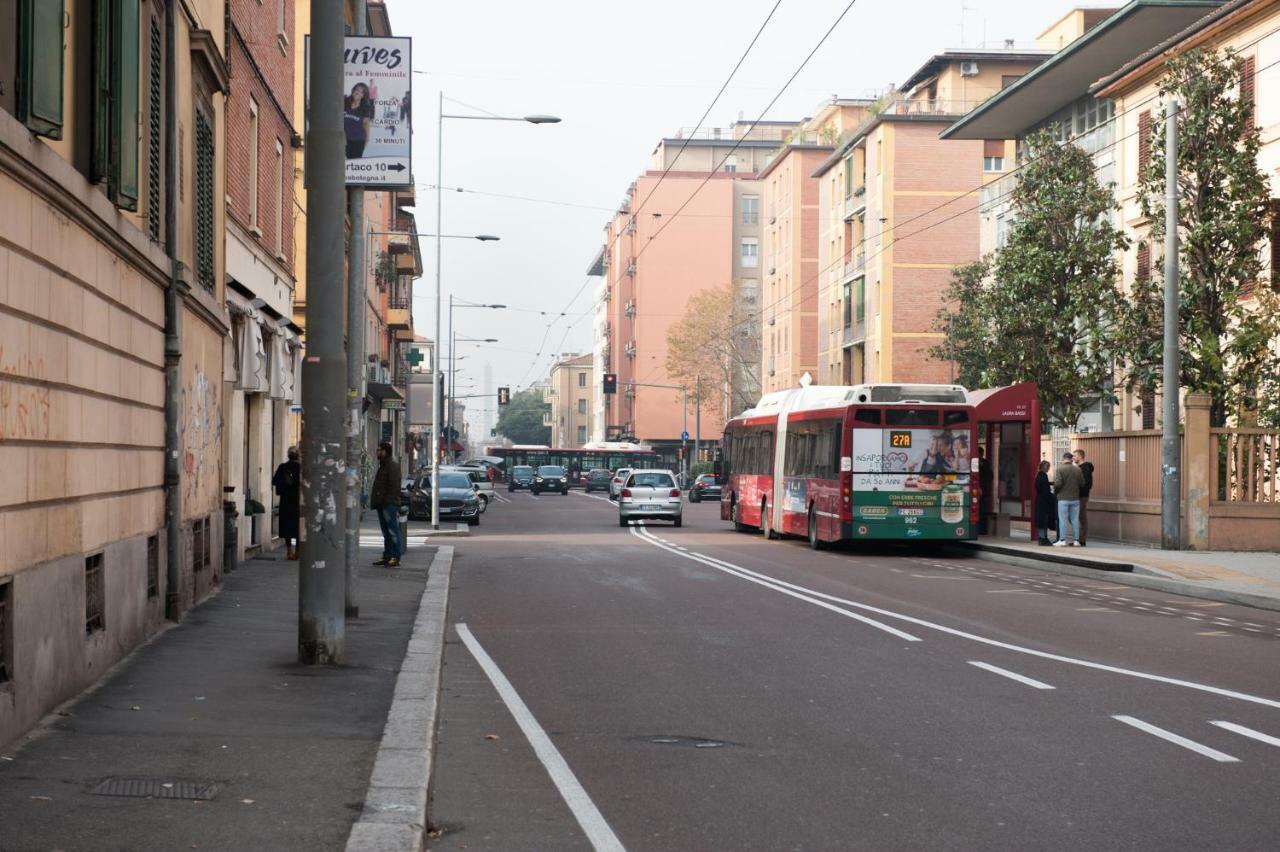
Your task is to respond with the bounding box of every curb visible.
[948,542,1280,614]
[345,546,453,852]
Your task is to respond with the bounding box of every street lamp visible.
[447,314,502,462]
[431,94,559,529]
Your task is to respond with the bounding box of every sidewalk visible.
[0,526,433,852]
[955,532,1280,613]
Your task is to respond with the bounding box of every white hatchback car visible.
[617,469,683,527]
[609,467,633,500]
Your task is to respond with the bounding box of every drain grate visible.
[89,777,221,800]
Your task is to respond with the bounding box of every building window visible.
[983,141,1005,173]
[741,195,759,225]
[275,139,285,255]
[577,425,588,444]
[842,280,852,329]
[983,157,1004,172]
[278,0,287,37]
[146,13,164,241]
[147,535,159,599]
[578,398,587,415]
[0,581,11,684]
[741,238,759,268]
[248,98,260,230]
[85,554,105,635]
[91,0,142,210]
[192,517,210,573]
[12,0,66,139]
[578,372,587,387]
[195,106,216,291]
[724,156,737,173]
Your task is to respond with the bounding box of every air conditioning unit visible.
[960,61,979,77]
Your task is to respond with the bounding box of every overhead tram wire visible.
[651,27,1280,357]
[632,0,865,264]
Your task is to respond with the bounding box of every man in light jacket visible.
[1052,452,1085,547]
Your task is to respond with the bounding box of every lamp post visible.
[449,332,499,463]
[433,95,558,529]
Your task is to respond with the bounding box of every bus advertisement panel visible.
[849,425,973,539]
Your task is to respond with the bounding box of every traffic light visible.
[603,373,617,394]
[497,387,510,406]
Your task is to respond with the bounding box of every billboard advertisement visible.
[849,426,972,538]
[342,36,412,187]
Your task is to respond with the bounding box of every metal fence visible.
[1071,430,1167,502]
[1213,428,1280,503]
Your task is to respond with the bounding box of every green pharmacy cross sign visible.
[407,348,425,366]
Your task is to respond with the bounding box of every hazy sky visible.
[390,0,1072,434]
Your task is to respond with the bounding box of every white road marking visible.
[1209,721,1280,748]
[1112,716,1239,763]
[968,661,1055,690]
[1077,607,1119,613]
[909,574,972,580]
[570,490,614,504]
[456,624,626,852]
[986,589,1046,594]
[630,526,922,643]
[628,530,1280,710]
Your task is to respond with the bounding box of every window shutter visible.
[1271,199,1280,292]
[147,15,163,239]
[111,0,140,211]
[16,0,65,138]
[93,1,112,184]
[1137,110,1151,177]
[195,108,216,291]
[983,140,1004,158]
[1136,242,1150,284]
[1141,389,1156,430]
[1241,55,1256,128]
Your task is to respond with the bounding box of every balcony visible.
[624,341,636,358]
[842,249,865,280]
[623,299,636,318]
[875,97,987,118]
[387,307,412,331]
[842,185,866,221]
[625,259,636,277]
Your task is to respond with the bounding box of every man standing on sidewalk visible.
[1073,448,1094,547]
[1052,452,1085,547]
[370,441,402,567]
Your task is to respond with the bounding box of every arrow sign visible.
[387,163,406,172]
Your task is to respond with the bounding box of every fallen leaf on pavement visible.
[484,734,500,741]
[241,799,255,804]
[30,796,51,801]
[131,706,141,711]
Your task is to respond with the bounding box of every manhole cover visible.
[89,777,221,800]
[631,735,733,749]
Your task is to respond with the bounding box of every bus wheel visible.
[808,507,824,551]
[731,499,750,533]
[761,501,776,540]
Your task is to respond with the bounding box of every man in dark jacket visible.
[370,441,402,567]
[272,447,301,560]
[1073,448,1094,546]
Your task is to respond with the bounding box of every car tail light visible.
[621,489,632,498]
[670,489,681,498]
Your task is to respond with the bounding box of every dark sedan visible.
[584,469,613,493]
[688,474,722,503]
[507,465,535,492]
[531,465,569,495]
[407,472,482,526]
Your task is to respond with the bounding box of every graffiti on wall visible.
[181,368,222,509]
[0,346,52,441]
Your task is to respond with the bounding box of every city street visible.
[429,492,1280,850]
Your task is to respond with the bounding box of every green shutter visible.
[111,0,140,210]
[93,0,112,184]
[17,0,65,139]
[195,108,215,290]
[146,15,162,239]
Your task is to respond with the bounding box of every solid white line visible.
[628,529,1280,711]
[1112,716,1239,763]
[1210,721,1280,748]
[456,624,626,852]
[968,661,1055,690]
[630,526,921,642]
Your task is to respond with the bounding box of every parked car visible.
[609,467,633,500]
[617,469,682,527]
[584,469,613,493]
[444,465,493,513]
[531,465,569,495]
[507,465,536,492]
[407,472,481,526]
[400,477,415,512]
[688,474,722,503]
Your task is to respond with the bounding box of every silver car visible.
[617,469,683,527]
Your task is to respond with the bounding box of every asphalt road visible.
[428,489,1280,851]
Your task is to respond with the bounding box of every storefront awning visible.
[367,382,404,402]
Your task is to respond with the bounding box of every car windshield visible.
[513,466,533,476]
[698,475,716,484]
[615,469,631,477]
[589,470,610,478]
[538,466,564,476]
[439,473,472,490]
[628,472,675,488]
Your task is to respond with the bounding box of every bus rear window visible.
[943,410,970,426]
[884,409,939,426]
[854,409,881,425]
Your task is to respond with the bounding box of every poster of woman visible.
[341,36,413,186]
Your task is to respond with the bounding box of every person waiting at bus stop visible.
[1052,452,1085,547]
[1034,460,1056,546]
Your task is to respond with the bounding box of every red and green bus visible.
[721,384,978,547]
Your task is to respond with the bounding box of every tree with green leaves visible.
[1116,47,1280,427]
[932,129,1129,427]
[494,388,551,445]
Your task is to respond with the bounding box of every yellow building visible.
[1,0,230,747]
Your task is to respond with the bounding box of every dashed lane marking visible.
[968,661,1055,690]
[1209,721,1280,748]
[1113,716,1239,763]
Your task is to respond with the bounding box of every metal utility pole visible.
[1161,98,1182,550]
[299,0,346,664]
[343,0,367,620]
[694,374,701,471]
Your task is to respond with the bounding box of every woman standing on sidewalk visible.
[1034,460,1056,546]
[273,447,301,560]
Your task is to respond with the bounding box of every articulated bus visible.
[720,384,978,547]
[486,442,662,486]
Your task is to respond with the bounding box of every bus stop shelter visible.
[969,383,1041,534]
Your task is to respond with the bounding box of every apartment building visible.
[596,122,796,458]
[759,99,872,393]
[0,0,230,747]
[812,48,1048,388]
[548,353,594,448]
[943,0,1225,429]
